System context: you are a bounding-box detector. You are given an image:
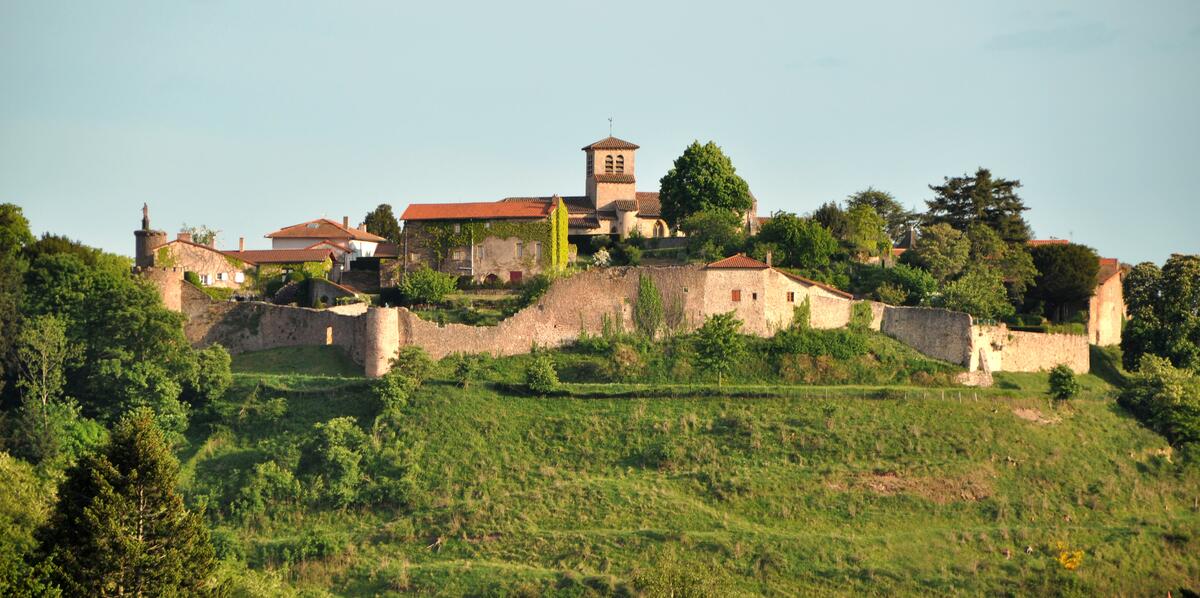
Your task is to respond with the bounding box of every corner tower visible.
[583,136,639,211]
[134,203,168,267]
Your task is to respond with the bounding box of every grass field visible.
[186,347,1200,596]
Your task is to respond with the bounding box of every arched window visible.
[604,155,614,174]
[653,221,666,238]
[615,155,625,173]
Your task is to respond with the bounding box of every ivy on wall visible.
[155,246,177,268]
[413,204,570,272]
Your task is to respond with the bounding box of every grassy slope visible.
[188,347,1200,596]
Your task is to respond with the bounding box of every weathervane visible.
[608,117,613,136]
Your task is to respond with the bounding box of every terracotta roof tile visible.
[1027,239,1070,247]
[635,192,661,217]
[594,173,636,184]
[266,218,386,242]
[706,253,770,269]
[222,249,334,264]
[401,201,552,221]
[612,199,638,211]
[568,217,601,229]
[375,243,399,258]
[581,136,640,150]
[777,270,856,300]
[1097,257,1121,284]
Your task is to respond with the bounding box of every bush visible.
[633,274,664,339]
[389,346,432,386]
[399,265,457,305]
[186,344,232,405]
[1118,355,1200,455]
[302,418,369,507]
[232,461,303,522]
[772,328,869,360]
[1048,364,1081,404]
[525,354,559,395]
[610,242,642,266]
[849,302,874,330]
[450,353,487,388]
[184,271,201,286]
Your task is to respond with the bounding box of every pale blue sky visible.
[2,1,1197,264]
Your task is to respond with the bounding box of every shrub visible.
[525,354,559,395]
[389,346,432,386]
[792,297,811,330]
[184,271,201,286]
[374,370,417,410]
[232,461,303,522]
[450,353,486,388]
[772,328,868,360]
[302,418,369,507]
[1048,364,1081,405]
[399,265,457,305]
[610,242,642,266]
[633,273,664,339]
[606,342,644,381]
[696,312,745,385]
[1118,355,1200,455]
[186,344,232,405]
[849,302,874,330]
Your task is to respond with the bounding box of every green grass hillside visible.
[184,347,1200,596]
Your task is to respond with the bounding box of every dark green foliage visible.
[185,344,232,406]
[525,353,559,395]
[680,209,744,262]
[516,273,552,307]
[849,302,874,330]
[1048,364,1081,404]
[792,297,811,330]
[845,187,916,243]
[399,265,457,305]
[845,204,891,260]
[363,204,403,244]
[0,452,60,597]
[851,263,937,306]
[609,240,643,266]
[230,461,302,523]
[184,270,201,287]
[36,409,216,596]
[967,223,1038,304]
[1119,355,1200,456]
[925,167,1032,243]
[302,417,369,507]
[772,328,869,360]
[389,346,433,386]
[1121,255,1200,372]
[658,140,753,227]
[1028,243,1100,321]
[696,312,745,385]
[0,204,32,381]
[755,212,838,270]
[811,201,849,240]
[899,223,968,283]
[937,267,1015,321]
[449,353,486,388]
[634,274,664,338]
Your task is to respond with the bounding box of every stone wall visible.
[137,267,184,312]
[309,278,360,307]
[156,240,249,289]
[1089,272,1125,346]
[184,300,365,363]
[990,327,1090,373]
[880,306,974,367]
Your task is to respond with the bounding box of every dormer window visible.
[615,155,625,174]
[605,155,614,174]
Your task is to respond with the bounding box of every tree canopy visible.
[680,209,746,263]
[37,409,217,596]
[364,204,403,245]
[899,223,968,283]
[659,141,752,227]
[845,188,915,243]
[1122,255,1200,372]
[754,212,838,271]
[1027,243,1099,321]
[925,168,1032,243]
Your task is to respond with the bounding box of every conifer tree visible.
[37,408,216,596]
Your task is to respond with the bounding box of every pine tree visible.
[925,168,1031,243]
[37,408,216,597]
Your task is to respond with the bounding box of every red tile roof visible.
[401,201,552,221]
[1097,257,1121,284]
[305,240,351,252]
[706,254,770,269]
[375,242,399,258]
[222,249,334,264]
[594,173,636,184]
[582,136,640,150]
[612,199,638,211]
[266,218,386,242]
[635,192,661,217]
[1027,239,1070,247]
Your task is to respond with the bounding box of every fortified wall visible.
[176,265,1090,377]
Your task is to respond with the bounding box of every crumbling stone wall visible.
[987,327,1090,373]
[185,300,365,363]
[1089,272,1125,346]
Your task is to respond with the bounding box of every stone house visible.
[703,253,856,335]
[392,197,570,284]
[134,205,335,293]
[1089,257,1125,346]
[264,217,387,278]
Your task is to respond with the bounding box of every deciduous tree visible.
[659,141,752,227]
[899,223,969,283]
[681,209,745,263]
[1122,255,1200,372]
[696,312,745,385]
[845,187,915,243]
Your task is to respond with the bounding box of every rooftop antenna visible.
[608,116,613,136]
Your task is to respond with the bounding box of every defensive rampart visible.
[178,265,1090,377]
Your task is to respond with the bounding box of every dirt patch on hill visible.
[830,468,994,504]
[1012,407,1060,425]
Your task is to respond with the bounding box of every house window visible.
[510,271,523,283]
[234,272,245,284]
[216,272,227,281]
[453,223,461,233]
[731,289,741,302]
[516,242,524,258]
[534,242,542,259]
[201,274,211,285]
[475,245,485,259]
[787,291,795,302]
[452,249,466,261]
[653,221,666,238]
[615,155,624,173]
[605,155,614,174]
[752,292,758,301]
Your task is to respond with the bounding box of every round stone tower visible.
[363,307,400,378]
[134,203,168,267]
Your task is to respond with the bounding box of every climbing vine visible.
[155,246,177,268]
[412,204,570,271]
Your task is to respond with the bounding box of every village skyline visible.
[2,1,1198,264]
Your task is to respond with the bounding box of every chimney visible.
[239,237,245,252]
[360,223,368,232]
[178,231,192,243]
[343,216,349,228]
[765,251,773,267]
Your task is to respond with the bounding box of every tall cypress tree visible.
[36,408,216,596]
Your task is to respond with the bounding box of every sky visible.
[1,0,1197,264]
